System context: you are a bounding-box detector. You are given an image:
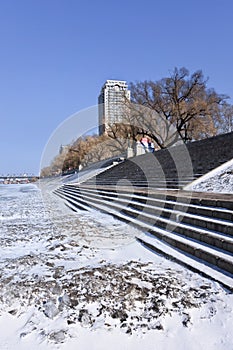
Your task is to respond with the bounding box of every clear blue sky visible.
[0,0,233,175]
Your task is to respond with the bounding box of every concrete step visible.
[54,189,89,211]
[58,187,233,254]
[136,235,233,291]
[94,179,191,188]
[54,184,233,289]
[63,185,233,223]
[56,186,233,254]
[89,132,233,191]
[54,185,233,289]
[59,187,233,240]
[69,184,233,210]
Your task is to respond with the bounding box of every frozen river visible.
[0,183,233,350]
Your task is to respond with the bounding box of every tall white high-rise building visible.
[98,80,130,135]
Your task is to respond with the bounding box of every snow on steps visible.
[54,184,233,290]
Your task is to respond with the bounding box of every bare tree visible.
[66,134,122,169]
[128,67,228,146]
[218,102,233,133]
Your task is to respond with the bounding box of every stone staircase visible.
[53,132,233,289]
[82,131,233,189]
[54,184,233,290]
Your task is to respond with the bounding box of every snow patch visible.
[185,159,233,193]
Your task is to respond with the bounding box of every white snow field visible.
[0,183,233,350]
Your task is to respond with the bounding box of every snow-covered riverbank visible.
[0,183,233,349]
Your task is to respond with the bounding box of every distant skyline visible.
[1,0,233,175]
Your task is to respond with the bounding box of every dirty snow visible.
[0,183,233,349]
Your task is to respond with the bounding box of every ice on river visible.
[0,183,233,350]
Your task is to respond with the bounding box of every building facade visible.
[98,80,130,135]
